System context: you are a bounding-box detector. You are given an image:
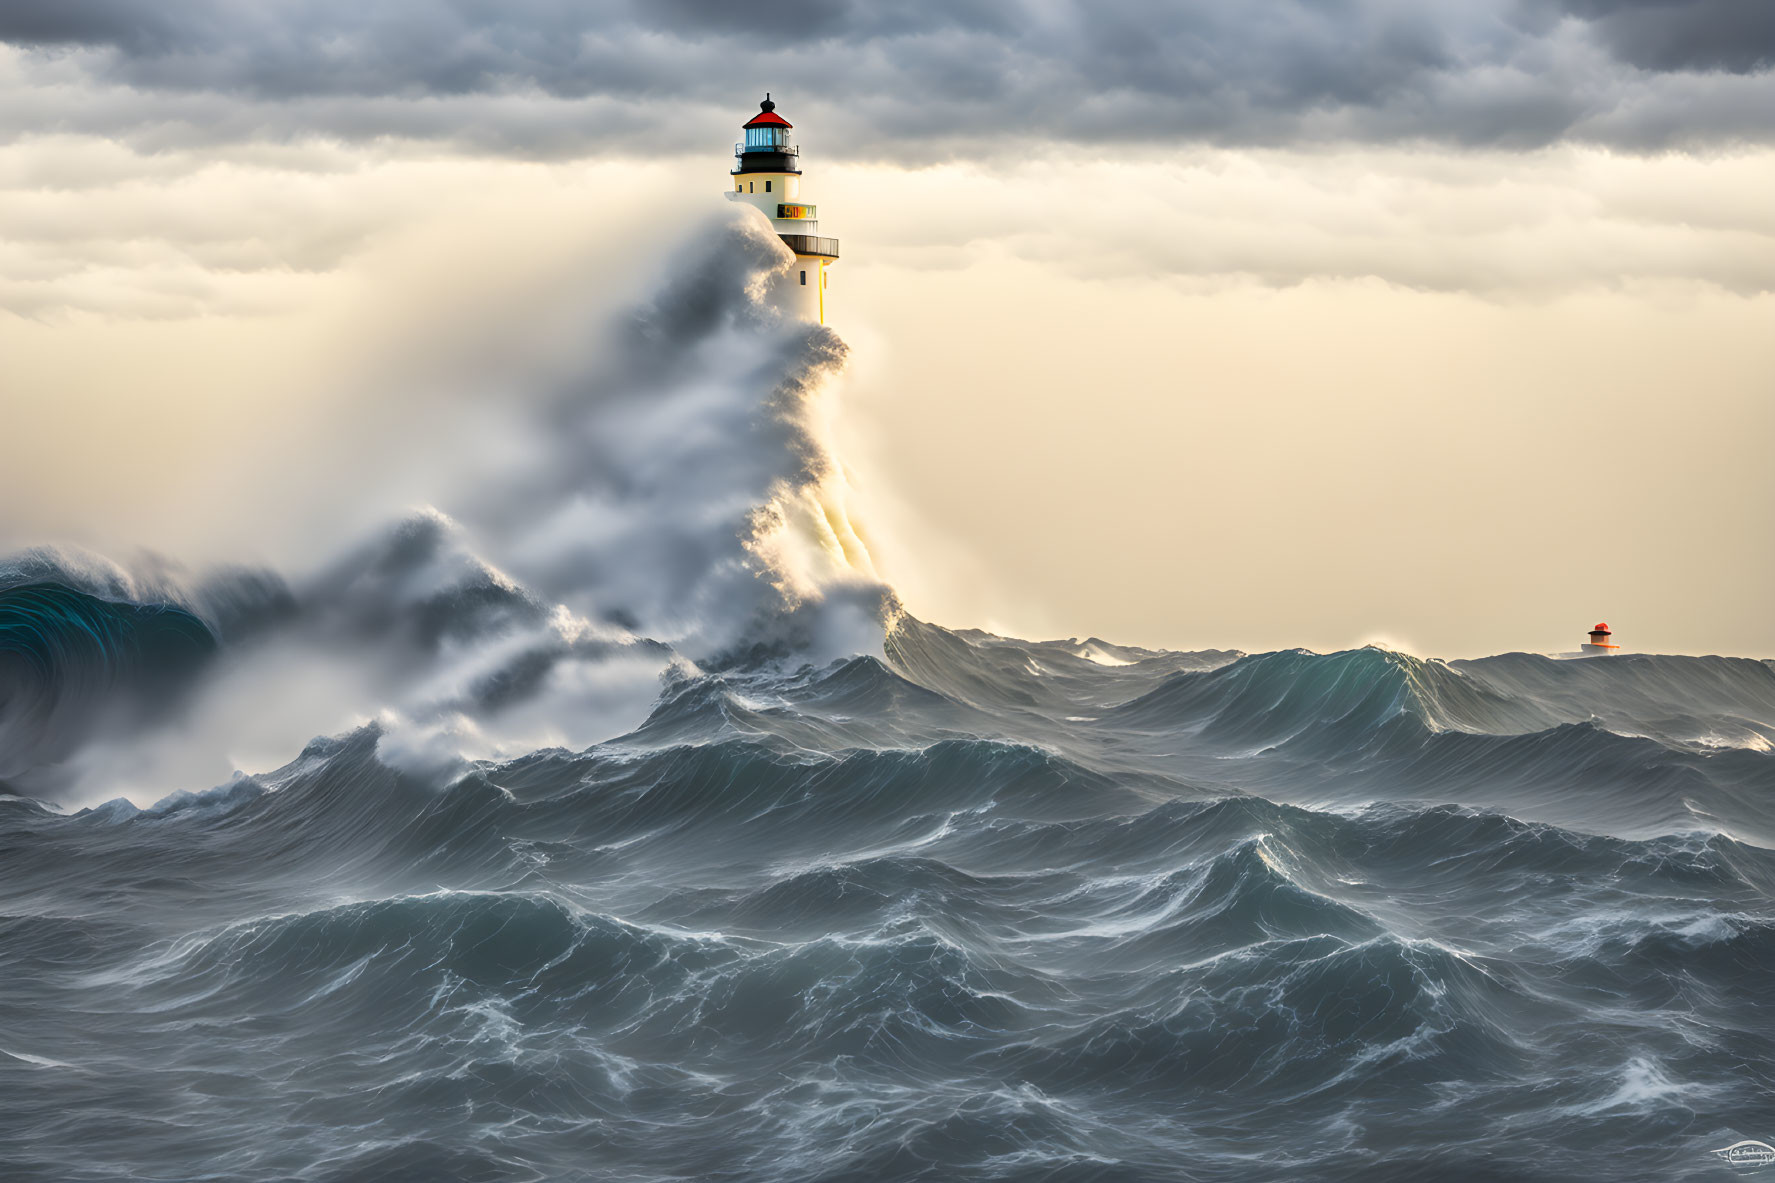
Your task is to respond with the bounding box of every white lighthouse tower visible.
[726,95,838,325]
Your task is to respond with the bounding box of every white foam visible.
[0,1047,76,1070]
[1564,1056,1712,1116]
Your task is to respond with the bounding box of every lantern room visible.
[734,95,800,176]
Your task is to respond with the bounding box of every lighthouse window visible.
[765,180,772,192]
[800,271,807,285]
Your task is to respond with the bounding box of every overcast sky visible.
[4,0,1774,154]
[3,2,1772,656]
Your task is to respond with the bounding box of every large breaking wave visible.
[2,211,1773,1182]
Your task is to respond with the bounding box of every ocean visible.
[3,214,1774,1182]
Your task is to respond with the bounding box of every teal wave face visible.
[0,582,216,782]
[0,582,215,682]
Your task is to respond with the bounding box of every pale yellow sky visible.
[3,140,1771,658]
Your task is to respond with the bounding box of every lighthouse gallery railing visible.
[777,234,839,259]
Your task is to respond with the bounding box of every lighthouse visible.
[727,95,838,325]
[1581,622,1619,656]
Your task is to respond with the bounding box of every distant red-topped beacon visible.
[1582,622,1618,655]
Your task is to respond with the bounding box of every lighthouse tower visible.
[726,95,838,324]
[1580,622,1619,656]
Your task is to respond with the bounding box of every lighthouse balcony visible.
[778,233,839,259]
[732,146,802,176]
[733,143,801,174]
[736,142,799,158]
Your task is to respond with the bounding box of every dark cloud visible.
[0,1,193,52]
[1544,0,1775,73]
[0,0,1769,152]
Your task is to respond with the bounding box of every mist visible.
[1,206,890,806]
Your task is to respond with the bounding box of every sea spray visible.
[0,209,891,804]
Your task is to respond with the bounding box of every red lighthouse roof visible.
[744,95,792,129]
[1591,623,1610,634]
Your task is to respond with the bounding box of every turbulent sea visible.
[4,217,1775,1182]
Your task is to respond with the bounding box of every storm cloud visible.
[1537,0,1775,73]
[2,0,1771,155]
